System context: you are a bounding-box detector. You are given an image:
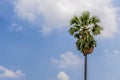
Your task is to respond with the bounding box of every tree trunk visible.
[84,55,87,80]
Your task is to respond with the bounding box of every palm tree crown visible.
[69,11,103,56]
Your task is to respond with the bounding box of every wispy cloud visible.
[0,66,24,78]
[51,51,80,68]
[14,0,119,37]
[10,23,23,32]
[104,49,120,56]
[57,71,69,80]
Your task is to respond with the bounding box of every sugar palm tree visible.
[69,11,103,80]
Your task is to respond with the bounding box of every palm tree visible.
[69,11,103,80]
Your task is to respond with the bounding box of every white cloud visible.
[0,66,24,78]
[51,51,80,68]
[14,0,119,37]
[104,49,120,56]
[10,23,23,32]
[57,71,69,80]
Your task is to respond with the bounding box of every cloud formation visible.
[57,71,69,80]
[104,49,120,56]
[51,51,80,68]
[0,66,24,78]
[14,0,119,37]
[10,23,23,32]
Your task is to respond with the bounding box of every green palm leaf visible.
[69,11,103,55]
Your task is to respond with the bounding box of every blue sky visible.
[0,0,120,80]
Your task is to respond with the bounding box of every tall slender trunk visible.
[84,55,87,80]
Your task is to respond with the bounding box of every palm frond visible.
[80,11,90,26]
[69,27,78,35]
[90,16,100,24]
[70,16,80,25]
[74,33,80,39]
[92,24,103,35]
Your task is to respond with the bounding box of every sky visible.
[0,0,120,80]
